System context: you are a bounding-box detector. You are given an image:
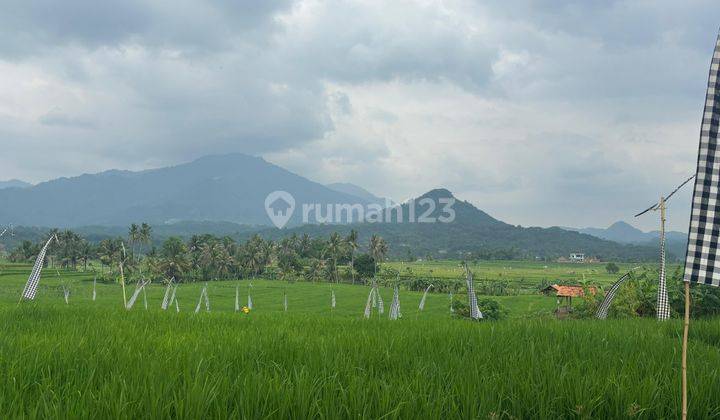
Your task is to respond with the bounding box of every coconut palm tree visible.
[128,224,140,262]
[305,258,326,282]
[326,232,343,283]
[298,233,312,258]
[214,244,234,279]
[98,238,122,274]
[346,230,358,284]
[139,223,152,254]
[198,242,215,279]
[158,237,191,281]
[369,234,388,279]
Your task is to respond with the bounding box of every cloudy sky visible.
[1,0,719,231]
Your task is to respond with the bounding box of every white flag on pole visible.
[364,287,375,318]
[418,284,433,311]
[195,284,210,313]
[161,285,172,310]
[126,280,149,309]
[235,285,240,312]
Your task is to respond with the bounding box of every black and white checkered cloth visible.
[375,282,384,314]
[464,264,483,320]
[685,33,720,288]
[657,223,671,319]
[389,285,401,320]
[21,236,55,300]
[596,271,634,319]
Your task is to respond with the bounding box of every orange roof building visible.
[542,284,597,297]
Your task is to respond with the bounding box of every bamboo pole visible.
[119,262,128,308]
[682,281,690,420]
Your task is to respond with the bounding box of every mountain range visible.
[0,154,665,261]
[561,221,687,259]
[0,179,31,190]
[325,182,389,206]
[0,154,369,227]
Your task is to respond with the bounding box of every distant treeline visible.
[1,219,666,266]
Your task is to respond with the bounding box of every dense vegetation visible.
[5,225,387,286]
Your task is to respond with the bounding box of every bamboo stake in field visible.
[677,30,720,420]
[119,242,128,308]
[235,285,240,312]
[142,286,148,310]
[634,175,694,320]
[119,262,127,308]
[682,282,690,420]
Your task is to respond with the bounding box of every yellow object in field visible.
[242,306,250,314]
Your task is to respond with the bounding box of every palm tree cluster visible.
[9,229,93,270]
[144,231,389,284]
[6,224,390,285]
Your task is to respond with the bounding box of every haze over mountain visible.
[0,179,31,190]
[561,221,687,259]
[0,154,368,227]
[325,183,389,206]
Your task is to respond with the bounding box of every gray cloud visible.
[0,0,719,232]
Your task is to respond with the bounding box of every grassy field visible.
[0,260,715,418]
[0,261,557,319]
[386,259,670,285]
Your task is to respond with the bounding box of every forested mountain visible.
[1,189,662,262]
[0,154,366,227]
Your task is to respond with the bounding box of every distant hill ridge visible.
[0,155,664,261]
[0,179,31,190]
[561,221,687,260]
[0,154,367,227]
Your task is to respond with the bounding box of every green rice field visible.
[0,260,716,418]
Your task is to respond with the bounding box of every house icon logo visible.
[264,190,295,228]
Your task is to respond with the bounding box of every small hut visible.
[541,284,597,317]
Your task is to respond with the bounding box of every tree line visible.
[7,223,390,285]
